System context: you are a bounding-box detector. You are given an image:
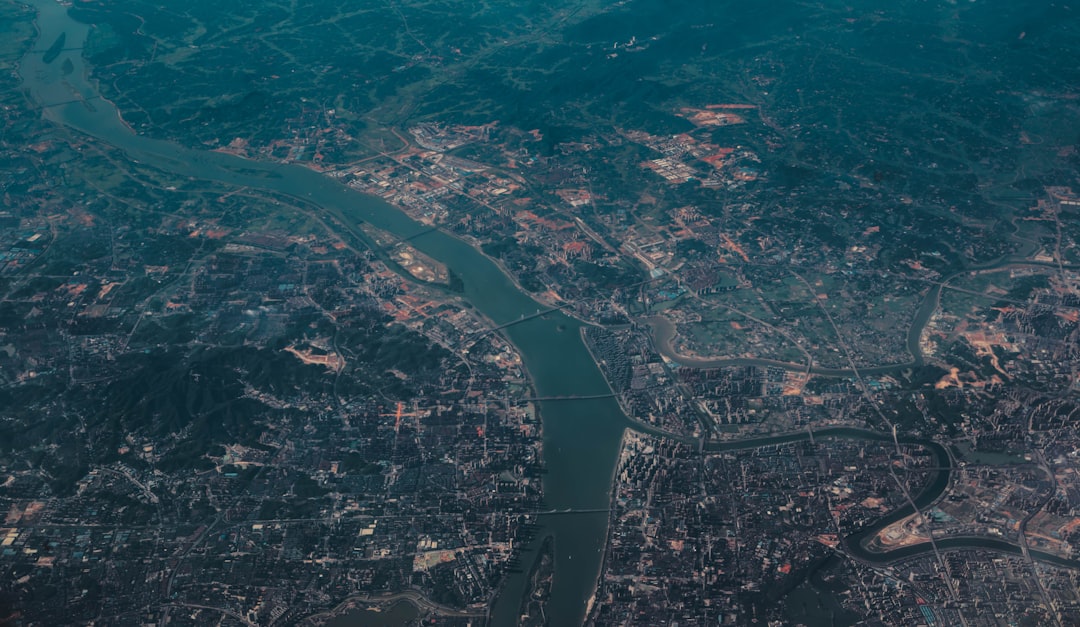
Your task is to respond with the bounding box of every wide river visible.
[16,3,1077,625]
[18,2,624,624]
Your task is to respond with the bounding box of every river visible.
[17,2,625,624]
[709,428,1080,570]
[16,4,1078,626]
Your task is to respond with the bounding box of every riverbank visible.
[17,3,628,625]
[19,3,1079,624]
[298,590,482,627]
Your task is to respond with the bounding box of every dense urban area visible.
[1,0,1080,625]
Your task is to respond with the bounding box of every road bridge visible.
[474,303,573,337]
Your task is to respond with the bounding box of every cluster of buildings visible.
[0,127,551,623]
[588,432,937,625]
